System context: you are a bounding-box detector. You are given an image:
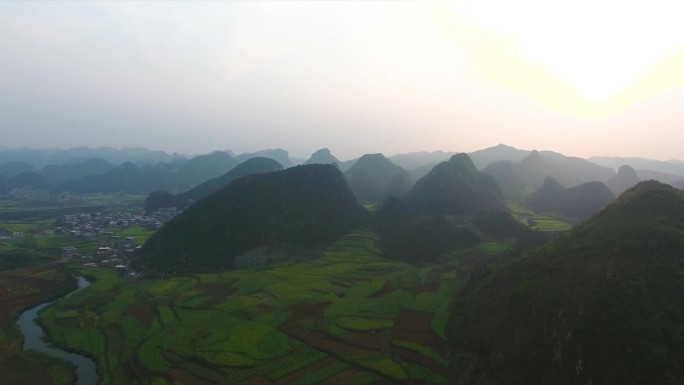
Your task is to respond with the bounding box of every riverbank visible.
[17,276,98,385]
[0,266,78,385]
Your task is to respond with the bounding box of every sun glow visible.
[438,0,684,115]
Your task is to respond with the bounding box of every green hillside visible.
[448,181,684,384]
[138,164,365,273]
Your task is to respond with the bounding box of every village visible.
[54,207,178,238]
[51,207,179,278]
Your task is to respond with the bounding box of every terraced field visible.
[40,231,460,385]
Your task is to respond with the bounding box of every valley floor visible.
[39,231,463,385]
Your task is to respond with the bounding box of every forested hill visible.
[448,181,684,384]
[137,164,365,274]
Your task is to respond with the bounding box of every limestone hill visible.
[138,164,365,273]
[343,153,411,203]
[606,165,641,196]
[303,148,340,165]
[405,153,505,215]
[448,181,684,384]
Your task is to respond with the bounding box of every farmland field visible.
[0,218,155,270]
[0,265,77,385]
[0,194,146,220]
[507,202,575,232]
[39,231,463,385]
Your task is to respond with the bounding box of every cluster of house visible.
[49,208,178,239]
[53,208,179,278]
[5,187,51,201]
[62,237,141,278]
[0,231,24,241]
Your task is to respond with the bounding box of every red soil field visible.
[366,281,392,298]
[125,301,157,326]
[273,357,336,385]
[394,309,433,332]
[168,368,215,385]
[284,300,331,324]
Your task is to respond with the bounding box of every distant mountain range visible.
[526,176,615,220]
[469,143,531,170]
[57,151,239,194]
[1,144,683,196]
[235,148,294,168]
[590,155,684,176]
[387,151,458,170]
[0,146,184,168]
[517,150,615,189]
[144,157,283,211]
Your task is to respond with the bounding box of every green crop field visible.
[39,231,460,385]
[0,194,146,219]
[507,201,575,232]
[0,219,154,268]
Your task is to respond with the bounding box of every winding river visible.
[17,276,97,385]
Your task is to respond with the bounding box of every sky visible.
[1,0,683,161]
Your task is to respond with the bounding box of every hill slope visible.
[138,164,365,273]
[448,181,684,384]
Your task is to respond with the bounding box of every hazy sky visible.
[1,1,683,160]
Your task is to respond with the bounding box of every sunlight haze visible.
[0,0,682,160]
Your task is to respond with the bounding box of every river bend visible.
[17,276,97,385]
